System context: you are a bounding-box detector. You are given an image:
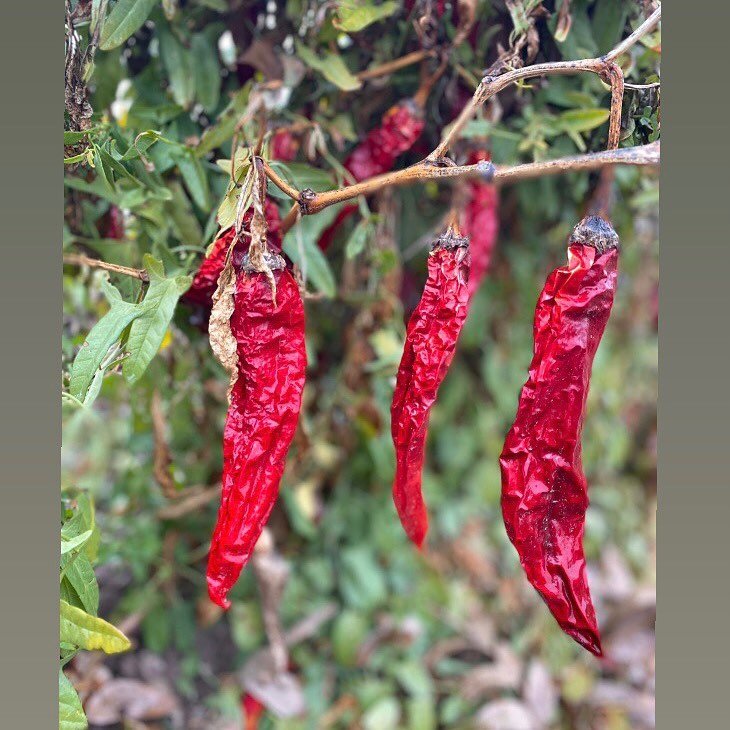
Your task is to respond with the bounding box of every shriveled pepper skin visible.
[183,200,282,310]
[270,129,298,162]
[391,234,471,547]
[499,216,619,656]
[319,100,425,250]
[207,265,306,609]
[461,150,499,300]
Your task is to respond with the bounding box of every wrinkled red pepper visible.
[183,199,282,310]
[461,150,499,300]
[391,229,471,547]
[270,129,298,163]
[318,100,425,250]
[499,215,620,656]
[207,253,307,610]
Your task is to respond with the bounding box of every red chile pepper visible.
[461,150,499,300]
[499,215,620,656]
[206,253,307,610]
[242,693,265,730]
[270,129,298,163]
[318,100,425,250]
[183,199,282,310]
[390,229,471,547]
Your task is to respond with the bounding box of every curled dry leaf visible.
[454,0,478,46]
[461,642,523,700]
[209,256,239,401]
[554,0,572,43]
[241,650,306,719]
[523,659,558,727]
[84,678,180,726]
[151,389,176,499]
[474,699,537,730]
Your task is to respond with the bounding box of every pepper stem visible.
[569,215,619,253]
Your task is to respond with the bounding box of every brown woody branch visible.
[272,6,661,235]
[356,49,432,82]
[279,143,658,224]
[63,253,149,282]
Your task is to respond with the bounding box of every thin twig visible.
[604,6,662,62]
[266,10,661,236]
[298,143,659,215]
[63,253,149,281]
[260,158,300,200]
[625,81,660,90]
[432,5,660,160]
[432,58,613,161]
[605,61,625,151]
[156,485,221,520]
[356,49,431,81]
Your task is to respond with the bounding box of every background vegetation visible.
[62,1,659,728]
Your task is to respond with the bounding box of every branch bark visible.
[63,253,149,282]
[288,143,659,218]
[271,6,661,235]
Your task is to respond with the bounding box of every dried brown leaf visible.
[151,389,176,499]
[474,698,537,730]
[209,256,239,401]
[84,678,179,726]
[461,642,522,700]
[523,659,558,727]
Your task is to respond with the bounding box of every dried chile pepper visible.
[390,227,471,547]
[183,199,282,310]
[461,150,499,300]
[270,129,298,163]
[499,215,620,656]
[318,100,426,250]
[206,248,306,610]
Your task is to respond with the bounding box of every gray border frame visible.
[0,2,61,727]
[658,2,730,726]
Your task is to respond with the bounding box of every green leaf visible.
[363,697,401,730]
[121,129,163,161]
[174,150,212,210]
[61,552,100,615]
[122,255,191,383]
[60,530,93,555]
[60,600,131,653]
[296,42,361,91]
[196,84,251,156]
[217,185,239,229]
[61,494,100,562]
[345,219,372,259]
[64,131,88,145]
[268,161,335,192]
[592,0,629,55]
[99,0,158,51]
[283,206,342,297]
[167,181,203,244]
[97,146,139,185]
[59,671,87,730]
[332,610,368,666]
[69,278,147,403]
[191,33,221,113]
[334,0,398,32]
[338,546,387,610]
[159,26,195,109]
[64,151,89,165]
[558,108,611,134]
